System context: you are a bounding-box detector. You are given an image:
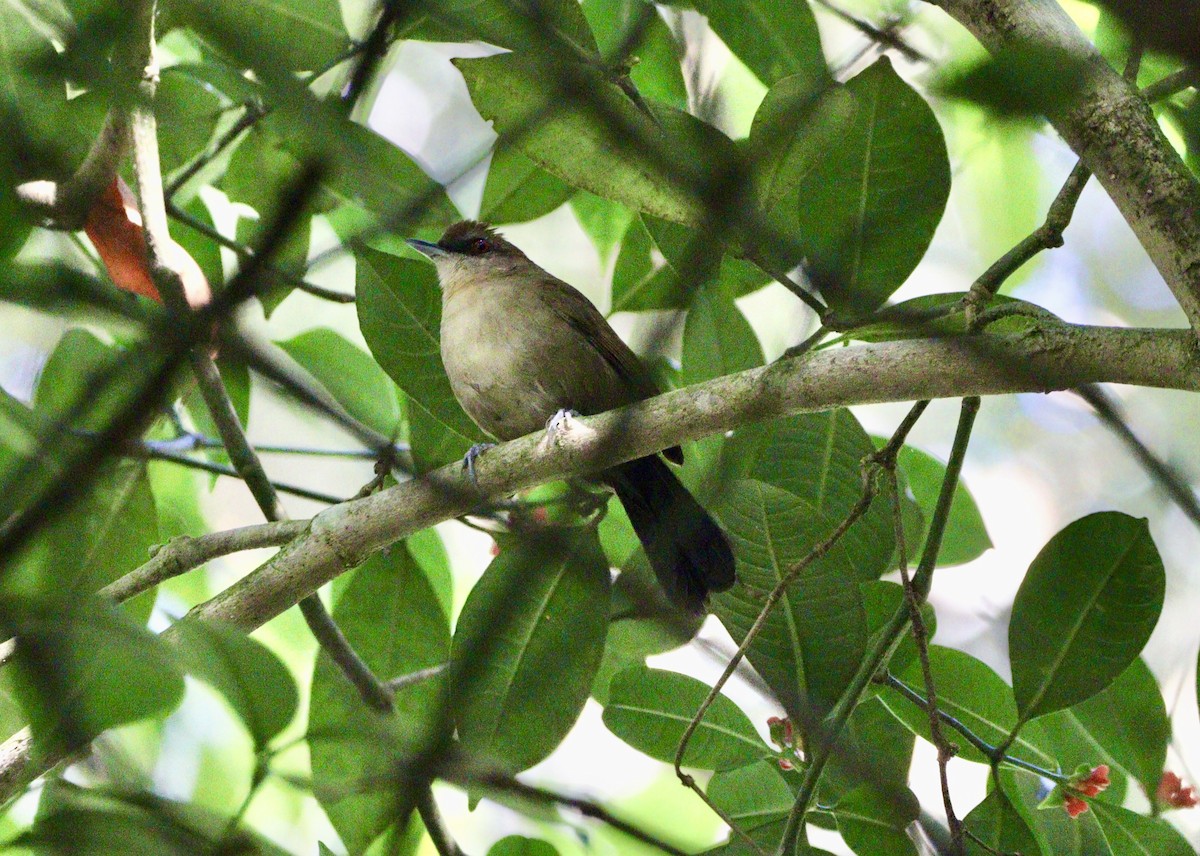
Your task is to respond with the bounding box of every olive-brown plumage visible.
[407,220,736,613]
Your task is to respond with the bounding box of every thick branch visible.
[932,0,1200,337]
[0,322,1197,803]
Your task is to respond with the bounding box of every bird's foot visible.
[462,442,496,484]
[539,409,590,453]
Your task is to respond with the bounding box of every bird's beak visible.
[406,238,446,259]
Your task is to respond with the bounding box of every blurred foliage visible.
[0,0,1195,854]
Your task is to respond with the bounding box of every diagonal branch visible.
[931,0,1200,339]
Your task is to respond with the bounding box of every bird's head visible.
[406,220,529,291]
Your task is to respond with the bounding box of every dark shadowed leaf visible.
[707,760,794,832]
[173,619,299,750]
[1010,512,1164,718]
[602,665,766,769]
[833,785,919,856]
[455,53,740,226]
[934,43,1093,121]
[452,529,611,773]
[309,546,450,855]
[165,0,349,72]
[7,597,184,754]
[682,283,764,386]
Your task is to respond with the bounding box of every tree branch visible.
[931,0,1200,338]
[0,323,1198,804]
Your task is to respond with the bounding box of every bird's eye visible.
[470,237,491,255]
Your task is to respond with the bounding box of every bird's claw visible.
[462,442,496,484]
[539,409,586,453]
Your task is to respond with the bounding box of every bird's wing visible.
[550,281,684,465]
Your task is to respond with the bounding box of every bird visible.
[406,220,736,613]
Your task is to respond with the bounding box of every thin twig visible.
[416,787,467,856]
[136,447,348,505]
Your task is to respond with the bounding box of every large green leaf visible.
[1000,767,1110,856]
[165,0,349,72]
[7,597,185,754]
[406,0,599,57]
[712,479,869,721]
[276,327,404,438]
[356,248,480,468]
[452,530,611,773]
[1009,512,1164,719]
[488,836,561,856]
[880,646,1056,770]
[690,0,827,88]
[716,410,895,579]
[156,65,225,178]
[309,547,450,856]
[682,283,764,385]
[753,58,949,314]
[602,666,767,770]
[707,760,794,832]
[173,619,299,750]
[455,52,739,226]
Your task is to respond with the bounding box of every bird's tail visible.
[606,456,736,614]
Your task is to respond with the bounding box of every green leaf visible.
[166,0,349,72]
[717,411,895,579]
[1090,799,1195,856]
[822,696,916,804]
[452,529,611,773]
[897,445,991,566]
[356,247,480,468]
[712,479,869,721]
[963,788,1042,856]
[170,195,225,297]
[1010,512,1164,718]
[611,216,768,312]
[480,146,575,225]
[309,546,450,856]
[602,666,766,770]
[1022,657,1169,805]
[172,619,299,749]
[276,327,404,438]
[1000,767,1110,856]
[754,58,950,314]
[682,283,764,386]
[7,597,185,754]
[707,760,794,831]
[410,0,599,56]
[570,192,634,263]
[692,0,827,87]
[833,785,920,856]
[156,65,224,177]
[591,608,693,704]
[581,0,687,109]
[860,581,935,676]
[455,52,739,226]
[404,528,453,623]
[488,835,561,856]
